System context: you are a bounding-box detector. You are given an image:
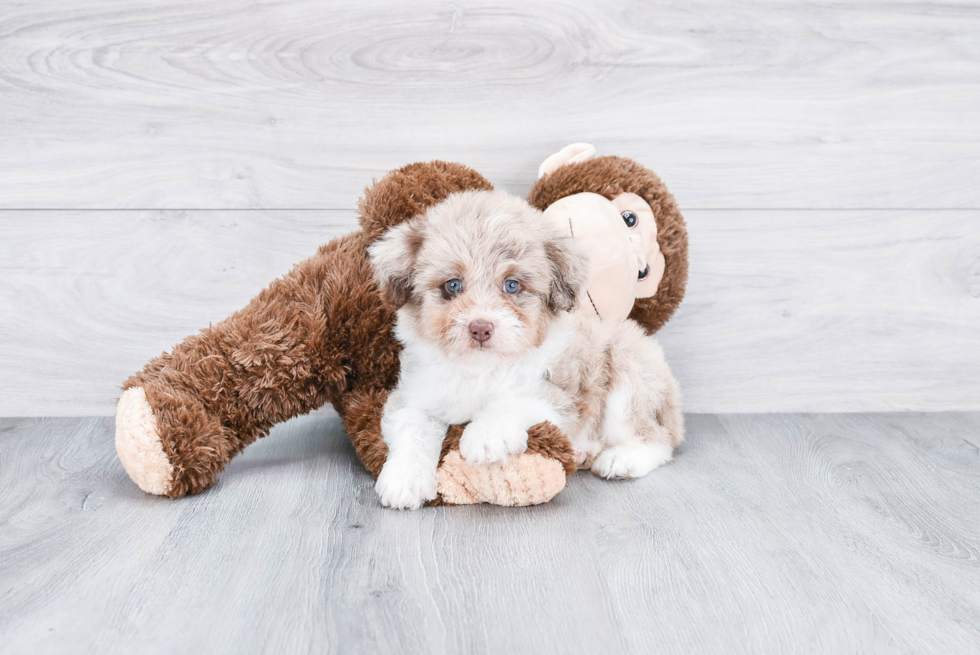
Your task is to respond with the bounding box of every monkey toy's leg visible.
[116,233,362,498]
[342,389,578,506]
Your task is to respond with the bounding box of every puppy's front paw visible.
[459,421,529,465]
[375,456,438,510]
[591,443,673,480]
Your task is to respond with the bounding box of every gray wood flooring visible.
[2,412,978,654]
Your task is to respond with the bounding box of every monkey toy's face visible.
[542,191,666,322]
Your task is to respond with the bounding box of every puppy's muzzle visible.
[469,320,494,344]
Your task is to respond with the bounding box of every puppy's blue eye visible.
[622,211,638,228]
[443,278,463,297]
[503,279,520,294]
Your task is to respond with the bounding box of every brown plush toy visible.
[115,145,688,506]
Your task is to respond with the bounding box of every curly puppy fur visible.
[369,190,683,509]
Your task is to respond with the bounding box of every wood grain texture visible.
[0,0,978,210]
[1,413,978,654]
[1,208,977,415]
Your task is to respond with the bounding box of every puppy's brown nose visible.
[469,320,494,344]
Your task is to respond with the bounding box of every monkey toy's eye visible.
[622,210,638,228]
[443,278,463,297]
[503,279,520,294]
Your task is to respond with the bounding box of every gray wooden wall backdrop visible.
[1,0,978,416]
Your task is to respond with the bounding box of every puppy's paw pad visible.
[591,443,673,480]
[460,421,528,465]
[375,458,437,510]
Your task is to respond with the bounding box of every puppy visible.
[369,190,684,509]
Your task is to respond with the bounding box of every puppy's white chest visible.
[400,355,545,425]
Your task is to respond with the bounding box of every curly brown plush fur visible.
[118,155,687,503]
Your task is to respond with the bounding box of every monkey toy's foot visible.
[115,387,174,496]
[435,422,578,506]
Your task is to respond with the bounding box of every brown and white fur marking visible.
[369,190,684,509]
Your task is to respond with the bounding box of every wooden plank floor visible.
[2,413,978,654]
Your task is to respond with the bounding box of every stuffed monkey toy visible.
[115,144,688,506]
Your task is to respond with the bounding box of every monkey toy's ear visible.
[537,143,597,179]
[358,161,493,242]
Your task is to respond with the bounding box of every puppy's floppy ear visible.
[369,218,425,308]
[544,237,589,313]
